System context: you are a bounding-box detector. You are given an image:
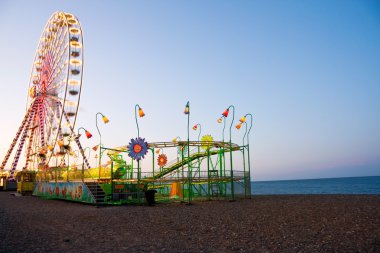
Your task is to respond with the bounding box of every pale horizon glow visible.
[0,1,379,181]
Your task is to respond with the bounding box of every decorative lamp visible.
[92,145,99,151]
[184,102,190,114]
[192,124,198,130]
[236,122,242,129]
[102,115,109,124]
[172,137,181,143]
[138,107,145,117]
[239,116,246,123]
[217,117,223,123]
[222,108,229,118]
[85,130,93,139]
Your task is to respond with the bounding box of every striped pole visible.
[24,110,38,170]
[38,98,46,149]
[0,101,36,170]
[9,102,38,179]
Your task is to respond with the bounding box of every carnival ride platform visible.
[32,140,250,204]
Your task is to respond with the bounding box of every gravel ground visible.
[0,192,379,253]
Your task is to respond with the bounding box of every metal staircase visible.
[85,182,106,204]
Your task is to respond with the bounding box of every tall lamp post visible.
[192,124,202,144]
[192,123,201,178]
[239,113,253,196]
[236,121,248,197]
[96,112,109,179]
[217,116,226,142]
[184,101,191,203]
[134,104,145,202]
[217,116,227,176]
[77,127,92,181]
[135,104,145,138]
[217,116,227,196]
[221,105,235,200]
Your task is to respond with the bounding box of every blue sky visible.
[0,1,379,180]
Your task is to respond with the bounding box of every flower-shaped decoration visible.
[201,134,214,151]
[127,137,148,161]
[157,154,168,167]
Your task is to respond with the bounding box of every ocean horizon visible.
[251,175,380,195]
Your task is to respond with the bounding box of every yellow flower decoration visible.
[201,134,213,151]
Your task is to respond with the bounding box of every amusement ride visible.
[0,12,253,205]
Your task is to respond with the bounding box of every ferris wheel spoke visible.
[45,79,66,94]
[45,94,65,105]
[47,71,67,96]
[48,29,68,68]
[40,19,66,65]
[46,25,67,57]
[47,55,68,89]
[47,42,68,77]
[46,43,69,86]
[45,26,66,60]
[47,61,68,90]
[40,38,68,87]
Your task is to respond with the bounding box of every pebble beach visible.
[1,192,379,252]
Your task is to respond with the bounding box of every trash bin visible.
[145,189,157,206]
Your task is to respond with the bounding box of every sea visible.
[251,176,380,195]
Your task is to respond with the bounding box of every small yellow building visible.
[16,171,37,194]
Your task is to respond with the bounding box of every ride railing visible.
[105,170,247,204]
[35,163,99,182]
[159,146,199,170]
[154,146,228,178]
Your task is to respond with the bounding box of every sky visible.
[0,1,379,181]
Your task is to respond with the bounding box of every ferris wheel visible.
[0,12,90,178]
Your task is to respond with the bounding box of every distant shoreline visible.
[252,175,380,183]
[251,176,380,195]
